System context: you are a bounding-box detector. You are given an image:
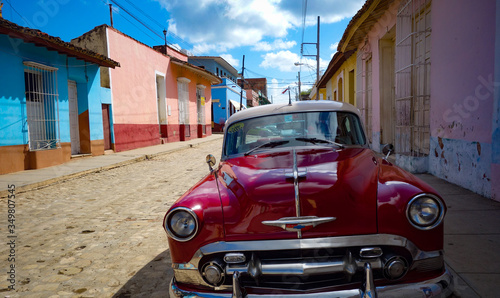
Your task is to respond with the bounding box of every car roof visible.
[225,100,362,128]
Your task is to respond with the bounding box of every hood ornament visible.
[262,216,336,232]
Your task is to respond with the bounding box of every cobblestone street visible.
[0,139,223,297]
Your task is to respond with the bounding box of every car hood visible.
[217,147,379,241]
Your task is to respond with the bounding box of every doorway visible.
[68,80,80,155]
[379,26,396,146]
[156,74,167,138]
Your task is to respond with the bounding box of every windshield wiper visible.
[295,137,344,149]
[244,140,290,156]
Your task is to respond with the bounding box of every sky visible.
[2,0,365,104]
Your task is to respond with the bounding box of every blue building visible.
[188,56,246,132]
[0,19,119,174]
[211,78,247,132]
[188,56,239,83]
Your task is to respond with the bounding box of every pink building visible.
[334,0,499,200]
[72,25,221,152]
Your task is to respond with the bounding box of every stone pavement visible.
[0,135,498,297]
[0,134,224,197]
[417,174,500,298]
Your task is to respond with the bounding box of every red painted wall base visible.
[114,124,161,152]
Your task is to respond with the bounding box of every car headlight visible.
[406,194,445,230]
[164,207,198,241]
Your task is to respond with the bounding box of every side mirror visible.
[382,144,394,160]
[206,154,217,172]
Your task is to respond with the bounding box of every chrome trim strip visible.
[292,148,302,238]
[225,258,384,276]
[261,216,336,231]
[169,267,454,298]
[199,234,408,257]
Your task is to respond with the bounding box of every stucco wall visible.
[493,0,500,200]
[107,28,213,149]
[0,33,107,173]
[358,0,399,153]
[429,0,497,199]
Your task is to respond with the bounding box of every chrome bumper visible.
[169,266,454,298]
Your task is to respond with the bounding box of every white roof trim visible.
[177,77,191,83]
[229,99,246,111]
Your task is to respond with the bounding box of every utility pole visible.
[316,16,320,84]
[109,4,114,28]
[239,55,245,111]
[301,16,320,83]
[298,72,301,100]
[163,29,167,55]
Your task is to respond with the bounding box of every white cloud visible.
[260,50,301,72]
[277,0,365,26]
[220,54,240,68]
[260,51,329,74]
[155,0,292,52]
[154,0,363,53]
[269,78,298,104]
[252,39,297,52]
[330,42,339,51]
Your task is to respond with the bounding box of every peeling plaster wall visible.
[491,0,500,201]
[430,137,492,198]
[429,0,497,200]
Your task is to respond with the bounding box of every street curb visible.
[0,137,219,198]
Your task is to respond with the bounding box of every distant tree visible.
[300,88,312,100]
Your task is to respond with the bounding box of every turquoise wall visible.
[212,78,242,126]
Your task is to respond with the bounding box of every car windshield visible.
[224,111,366,156]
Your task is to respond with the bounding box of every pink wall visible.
[108,28,173,125]
[429,0,498,200]
[107,28,213,149]
[430,0,496,143]
[360,0,400,151]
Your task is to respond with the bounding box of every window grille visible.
[177,78,190,124]
[23,62,60,151]
[197,86,205,125]
[395,0,432,156]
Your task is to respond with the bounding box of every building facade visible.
[211,78,246,132]
[0,19,119,174]
[323,0,500,200]
[188,56,239,82]
[72,25,221,152]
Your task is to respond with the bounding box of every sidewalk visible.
[0,134,223,196]
[0,137,498,297]
[416,173,500,298]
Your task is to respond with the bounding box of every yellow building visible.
[316,50,356,106]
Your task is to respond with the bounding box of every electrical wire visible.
[108,0,197,54]
[109,0,164,41]
[300,0,307,56]
[4,0,34,27]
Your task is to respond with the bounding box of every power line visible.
[109,0,164,41]
[122,0,165,29]
[115,8,163,44]
[300,0,308,56]
[4,0,34,27]
[112,0,196,52]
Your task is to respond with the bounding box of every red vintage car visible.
[164,101,454,297]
